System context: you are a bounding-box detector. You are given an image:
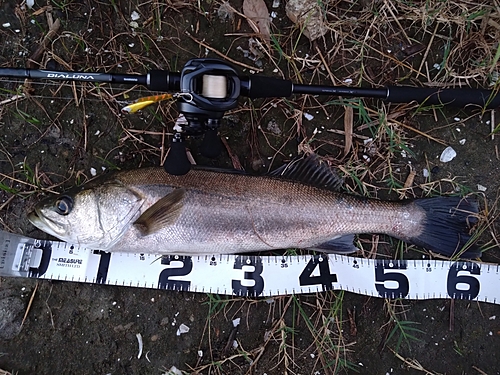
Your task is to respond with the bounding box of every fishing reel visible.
[164,59,242,175]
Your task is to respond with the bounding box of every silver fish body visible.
[28,162,479,258]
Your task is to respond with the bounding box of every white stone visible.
[477,184,487,192]
[131,11,140,21]
[439,146,456,163]
[176,324,190,336]
[304,113,314,121]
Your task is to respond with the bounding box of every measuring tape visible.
[0,230,497,304]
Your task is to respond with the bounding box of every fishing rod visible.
[2,58,499,175]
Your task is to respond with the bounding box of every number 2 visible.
[158,256,193,291]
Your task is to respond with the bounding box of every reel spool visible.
[202,75,228,99]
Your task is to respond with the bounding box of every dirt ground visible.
[1,0,500,374]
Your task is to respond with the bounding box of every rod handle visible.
[386,86,500,109]
[148,70,181,92]
[245,75,293,98]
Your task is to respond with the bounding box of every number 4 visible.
[299,255,338,291]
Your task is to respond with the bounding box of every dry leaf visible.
[243,0,271,47]
[343,106,353,156]
[286,0,328,41]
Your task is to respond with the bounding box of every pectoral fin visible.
[307,235,359,254]
[134,189,185,235]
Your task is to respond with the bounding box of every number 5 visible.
[374,260,409,298]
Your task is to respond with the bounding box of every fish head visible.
[28,180,144,249]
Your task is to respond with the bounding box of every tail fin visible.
[410,196,480,258]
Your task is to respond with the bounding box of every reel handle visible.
[164,135,191,175]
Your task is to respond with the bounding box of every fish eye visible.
[54,196,73,215]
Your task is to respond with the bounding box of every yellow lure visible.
[121,93,174,113]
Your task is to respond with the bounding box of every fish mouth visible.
[28,208,66,238]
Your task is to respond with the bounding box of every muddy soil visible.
[0,1,499,374]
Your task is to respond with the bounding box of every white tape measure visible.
[0,230,497,304]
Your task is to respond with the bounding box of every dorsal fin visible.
[269,154,343,191]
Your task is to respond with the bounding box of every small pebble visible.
[176,323,190,336]
[439,146,456,163]
[131,11,140,20]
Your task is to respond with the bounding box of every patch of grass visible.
[292,293,359,374]
[203,293,230,318]
[383,300,424,353]
[0,181,18,195]
[339,161,372,197]
[12,109,41,126]
[453,340,463,356]
[19,161,41,189]
[50,0,74,12]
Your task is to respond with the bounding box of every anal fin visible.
[307,235,359,254]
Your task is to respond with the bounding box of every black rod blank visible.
[0,68,149,86]
[1,66,499,108]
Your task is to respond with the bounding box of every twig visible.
[21,282,39,328]
[0,172,58,194]
[418,23,439,77]
[186,32,263,72]
[491,109,495,140]
[28,18,61,68]
[221,137,243,170]
[472,366,489,375]
[391,349,444,374]
[315,45,337,85]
